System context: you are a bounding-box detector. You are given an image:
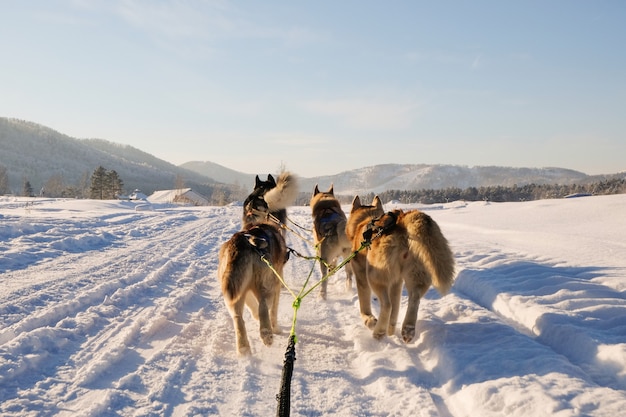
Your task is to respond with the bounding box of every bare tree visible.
[175,174,186,192]
[44,173,65,198]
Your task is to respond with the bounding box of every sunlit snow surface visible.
[1,194,625,416]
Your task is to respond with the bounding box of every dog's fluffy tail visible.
[402,211,456,295]
[264,171,299,211]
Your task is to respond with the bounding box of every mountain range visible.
[0,117,619,199]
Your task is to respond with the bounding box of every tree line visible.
[353,177,626,204]
[0,165,124,199]
[0,164,244,204]
[3,163,624,204]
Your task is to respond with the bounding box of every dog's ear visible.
[351,195,362,211]
[255,175,262,187]
[328,184,334,195]
[267,174,276,187]
[314,184,320,195]
[373,196,383,210]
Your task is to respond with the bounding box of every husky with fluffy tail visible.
[310,184,354,299]
[219,175,296,355]
[243,171,299,231]
[346,196,455,342]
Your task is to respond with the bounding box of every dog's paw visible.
[237,344,252,356]
[387,324,396,336]
[372,329,386,340]
[401,325,416,343]
[260,328,273,346]
[363,315,378,330]
[272,326,282,335]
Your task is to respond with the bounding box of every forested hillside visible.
[0,118,243,202]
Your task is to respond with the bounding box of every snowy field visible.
[1,193,625,416]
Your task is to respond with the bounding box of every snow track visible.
[1,196,626,416]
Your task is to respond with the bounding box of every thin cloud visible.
[114,1,223,40]
[266,133,330,146]
[301,98,418,130]
[97,0,328,48]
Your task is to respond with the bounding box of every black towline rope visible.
[276,334,297,417]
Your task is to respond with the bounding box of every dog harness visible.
[244,225,289,262]
[317,208,344,236]
[363,211,398,243]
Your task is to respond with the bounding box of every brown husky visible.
[310,184,354,299]
[346,195,455,342]
[219,183,293,355]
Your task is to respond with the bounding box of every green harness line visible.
[268,212,316,247]
[261,239,370,339]
[262,210,392,341]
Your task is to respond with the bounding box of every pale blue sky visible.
[1,1,625,177]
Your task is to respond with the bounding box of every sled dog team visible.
[218,171,456,355]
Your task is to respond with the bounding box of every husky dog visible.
[346,196,455,343]
[243,172,299,231]
[310,184,354,299]
[219,183,294,355]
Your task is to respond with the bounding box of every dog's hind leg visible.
[352,254,377,329]
[270,281,282,335]
[245,292,259,320]
[228,297,251,355]
[344,258,354,292]
[338,222,354,292]
[369,279,393,340]
[317,241,337,300]
[255,288,274,347]
[388,280,403,337]
[401,266,430,343]
[401,294,420,343]
[368,259,403,340]
[318,259,329,300]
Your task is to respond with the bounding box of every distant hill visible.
[305,164,594,195]
[182,161,598,196]
[2,117,621,202]
[179,161,256,188]
[0,118,225,197]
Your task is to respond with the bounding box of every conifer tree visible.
[106,170,124,199]
[22,179,33,197]
[89,166,108,199]
[89,167,126,199]
[0,165,9,195]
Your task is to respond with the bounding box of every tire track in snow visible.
[59,208,241,416]
[0,212,172,332]
[0,208,232,414]
[58,211,232,416]
[0,211,193,347]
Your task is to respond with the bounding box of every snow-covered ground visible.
[1,194,625,416]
